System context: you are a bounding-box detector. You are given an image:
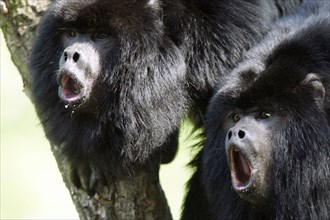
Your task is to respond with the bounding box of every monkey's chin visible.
[58,85,86,104]
[228,145,271,207]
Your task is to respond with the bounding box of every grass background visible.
[0,30,197,219]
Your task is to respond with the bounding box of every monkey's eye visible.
[68,31,77,38]
[93,32,108,39]
[257,111,271,120]
[228,113,240,123]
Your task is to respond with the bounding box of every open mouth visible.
[57,72,86,103]
[229,146,253,190]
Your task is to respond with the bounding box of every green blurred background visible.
[0,30,196,219]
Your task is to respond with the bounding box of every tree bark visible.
[0,1,172,219]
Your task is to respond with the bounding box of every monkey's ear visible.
[301,73,325,108]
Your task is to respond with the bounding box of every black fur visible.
[30,0,301,191]
[30,0,188,183]
[185,1,330,219]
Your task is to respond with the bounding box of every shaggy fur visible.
[184,1,330,219]
[30,0,301,190]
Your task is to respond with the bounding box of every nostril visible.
[228,130,232,140]
[73,52,80,62]
[64,52,68,62]
[238,130,245,139]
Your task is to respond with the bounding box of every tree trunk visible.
[0,1,172,219]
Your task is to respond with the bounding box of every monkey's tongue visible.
[231,148,252,188]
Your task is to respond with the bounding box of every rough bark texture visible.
[0,1,172,219]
